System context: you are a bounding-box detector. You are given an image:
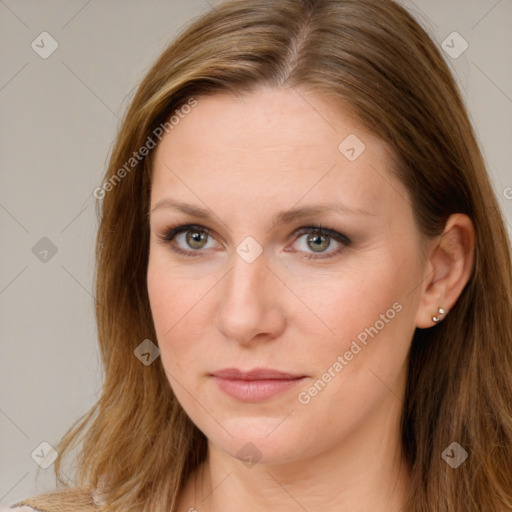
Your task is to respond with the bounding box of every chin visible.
[202,415,312,466]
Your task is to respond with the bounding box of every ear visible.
[415,213,475,329]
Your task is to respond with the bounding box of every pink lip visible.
[211,368,307,402]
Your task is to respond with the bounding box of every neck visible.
[179,391,412,512]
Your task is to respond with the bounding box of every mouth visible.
[210,367,307,402]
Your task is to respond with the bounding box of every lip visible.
[210,367,307,402]
[212,367,305,380]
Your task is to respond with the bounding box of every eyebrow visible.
[149,199,375,226]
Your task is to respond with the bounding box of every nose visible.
[214,250,286,345]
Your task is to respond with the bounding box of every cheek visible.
[293,248,421,390]
[294,251,416,340]
[292,283,415,440]
[147,250,221,393]
[147,255,196,367]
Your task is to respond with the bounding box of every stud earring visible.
[432,307,446,323]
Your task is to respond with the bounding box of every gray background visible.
[1,0,511,504]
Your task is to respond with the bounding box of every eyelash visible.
[156,223,352,260]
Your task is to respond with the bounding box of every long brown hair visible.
[17,0,512,511]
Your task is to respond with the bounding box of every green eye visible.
[157,223,351,260]
[290,226,352,260]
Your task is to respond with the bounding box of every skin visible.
[146,86,475,512]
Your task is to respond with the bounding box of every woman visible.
[5,0,511,511]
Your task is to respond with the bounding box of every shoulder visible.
[1,486,102,512]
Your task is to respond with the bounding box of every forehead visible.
[155,87,382,159]
[150,87,405,217]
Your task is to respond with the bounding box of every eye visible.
[156,223,351,260]
[288,225,352,260]
[156,224,220,257]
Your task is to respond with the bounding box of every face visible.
[147,86,428,465]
